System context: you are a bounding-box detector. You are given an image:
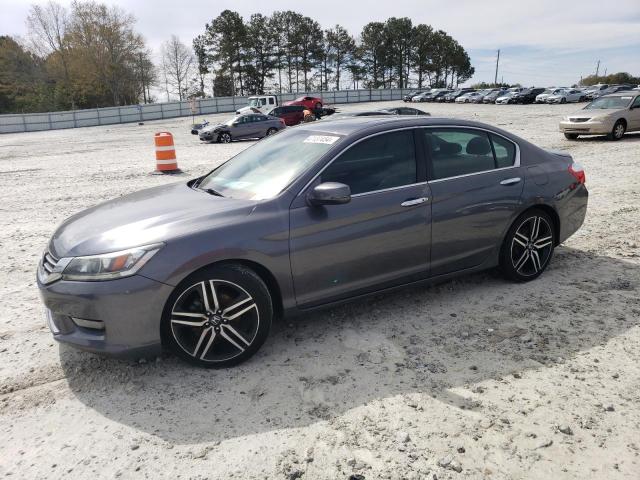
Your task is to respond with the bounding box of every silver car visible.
[199,113,284,143]
[559,91,640,140]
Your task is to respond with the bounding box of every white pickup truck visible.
[236,95,278,115]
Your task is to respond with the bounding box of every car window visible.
[631,96,640,108]
[424,129,497,180]
[321,130,417,195]
[269,98,274,104]
[490,134,517,168]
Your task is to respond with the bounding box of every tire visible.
[314,102,322,110]
[607,120,626,141]
[579,96,586,102]
[560,97,566,104]
[162,263,273,368]
[564,133,579,140]
[266,127,278,136]
[218,132,232,143]
[499,209,555,282]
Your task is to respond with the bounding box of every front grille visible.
[42,250,58,274]
[570,118,590,123]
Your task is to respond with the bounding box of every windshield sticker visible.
[303,135,340,145]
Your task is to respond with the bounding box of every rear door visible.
[422,127,524,276]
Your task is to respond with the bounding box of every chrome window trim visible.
[420,125,521,183]
[296,126,421,197]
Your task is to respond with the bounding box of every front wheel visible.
[162,264,273,368]
[499,209,555,282]
[560,97,567,104]
[607,120,626,141]
[564,133,579,140]
[218,132,232,143]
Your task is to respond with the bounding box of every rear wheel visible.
[607,120,626,141]
[564,133,579,140]
[499,209,555,282]
[266,127,277,136]
[218,132,232,143]
[162,264,273,368]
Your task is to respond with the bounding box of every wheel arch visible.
[514,204,561,246]
[159,258,284,347]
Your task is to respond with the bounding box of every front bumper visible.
[38,274,174,358]
[559,119,612,135]
[199,131,217,141]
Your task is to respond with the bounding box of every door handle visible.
[401,197,428,207]
[500,177,521,186]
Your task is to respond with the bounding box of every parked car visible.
[584,84,610,100]
[535,88,564,103]
[442,88,474,102]
[482,89,507,103]
[332,111,394,118]
[495,91,520,104]
[429,90,452,102]
[456,91,483,103]
[559,91,640,140]
[468,89,492,103]
[546,89,585,104]
[38,116,588,367]
[412,90,442,102]
[267,105,306,126]
[284,96,323,110]
[512,88,546,104]
[236,95,278,115]
[403,91,427,102]
[190,119,210,135]
[198,113,285,143]
[378,107,430,116]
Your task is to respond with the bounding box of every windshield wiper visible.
[203,187,224,197]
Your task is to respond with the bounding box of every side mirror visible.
[307,182,351,206]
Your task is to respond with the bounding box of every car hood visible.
[573,108,619,116]
[50,182,255,258]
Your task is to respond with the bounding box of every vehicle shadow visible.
[60,246,639,444]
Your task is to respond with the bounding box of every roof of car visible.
[292,115,504,136]
[604,91,638,97]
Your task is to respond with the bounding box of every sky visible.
[2,0,639,88]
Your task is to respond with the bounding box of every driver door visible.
[289,129,431,307]
[629,96,640,130]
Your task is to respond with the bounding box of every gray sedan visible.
[38,117,588,367]
[199,113,284,143]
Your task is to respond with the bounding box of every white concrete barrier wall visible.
[0,88,414,133]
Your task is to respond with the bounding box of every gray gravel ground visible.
[0,100,639,479]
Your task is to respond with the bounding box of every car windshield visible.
[248,98,260,107]
[585,96,633,109]
[198,129,341,200]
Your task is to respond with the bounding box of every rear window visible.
[424,129,517,180]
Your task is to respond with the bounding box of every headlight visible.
[61,243,163,281]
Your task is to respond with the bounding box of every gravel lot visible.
[0,100,639,479]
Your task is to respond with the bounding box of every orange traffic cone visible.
[154,132,181,173]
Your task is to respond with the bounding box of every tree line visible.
[1,2,475,113]
[1,1,154,113]
[182,10,474,98]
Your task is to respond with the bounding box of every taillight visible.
[568,163,585,184]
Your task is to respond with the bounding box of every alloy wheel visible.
[613,122,625,139]
[170,279,259,363]
[510,216,554,277]
[219,133,231,143]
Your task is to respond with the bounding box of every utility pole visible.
[595,60,600,77]
[494,49,500,85]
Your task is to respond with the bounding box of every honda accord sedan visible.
[199,113,284,143]
[38,117,588,367]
